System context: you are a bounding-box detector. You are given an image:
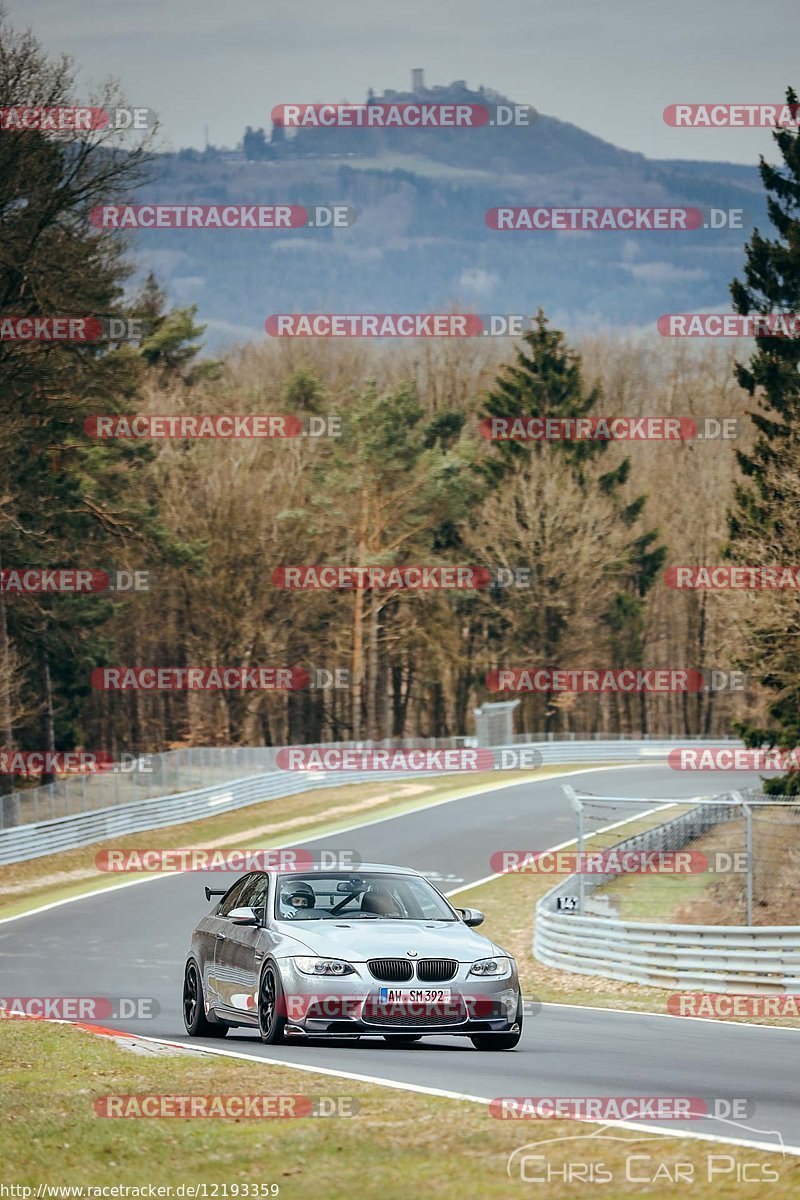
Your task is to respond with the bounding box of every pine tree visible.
[0,14,170,781]
[134,272,219,383]
[478,311,666,731]
[726,86,800,792]
[480,310,607,485]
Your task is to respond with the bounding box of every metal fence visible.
[0,733,735,831]
[533,786,800,990]
[0,736,739,865]
[0,740,466,831]
[561,785,800,924]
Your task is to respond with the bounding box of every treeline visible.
[0,310,770,757]
[2,14,799,785]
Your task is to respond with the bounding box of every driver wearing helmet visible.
[280,880,316,919]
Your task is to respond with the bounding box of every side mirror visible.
[227,906,260,927]
[458,907,485,928]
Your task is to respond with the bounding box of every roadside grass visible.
[599,809,800,929]
[0,764,605,921]
[450,807,800,1029]
[594,813,752,924]
[595,866,722,923]
[1,1020,796,1196]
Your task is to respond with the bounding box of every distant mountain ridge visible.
[288,74,645,176]
[136,73,766,349]
[241,71,650,176]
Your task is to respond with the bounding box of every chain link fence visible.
[0,739,474,831]
[562,786,800,927]
[0,732,732,832]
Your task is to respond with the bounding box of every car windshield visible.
[274,871,458,922]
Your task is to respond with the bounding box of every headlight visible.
[294,957,356,977]
[468,956,512,978]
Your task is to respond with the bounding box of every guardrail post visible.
[727,791,752,925]
[563,785,585,913]
[743,800,753,926]
[577,805,585,914]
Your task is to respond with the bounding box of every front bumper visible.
[275,958,520,1037]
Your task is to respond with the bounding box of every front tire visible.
[258,964,287,1044]
[470,996,523,1051]
[183,961,229,1038]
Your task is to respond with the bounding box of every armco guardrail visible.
[0,737,739,866]
[535,910,800,991]
[534,790,800,992]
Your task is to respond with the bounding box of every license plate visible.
[379,988,451,1004]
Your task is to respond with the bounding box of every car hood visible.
[277,919,501,961]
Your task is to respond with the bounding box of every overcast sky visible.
[7,0,799,163]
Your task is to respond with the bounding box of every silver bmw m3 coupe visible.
[183,862,523,1049]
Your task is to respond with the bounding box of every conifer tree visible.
[479,312,665,730]
[726,86,800,791]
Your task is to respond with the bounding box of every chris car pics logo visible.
[507,1123,784,1185]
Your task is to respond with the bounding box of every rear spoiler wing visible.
[204,886,227,901]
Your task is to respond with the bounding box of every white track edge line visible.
[96,1029,800,1157]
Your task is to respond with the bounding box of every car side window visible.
[239,873,270,917]
[218,876,251,917]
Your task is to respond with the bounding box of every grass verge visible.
[599,809,800,927]
[1,1020,796,1196]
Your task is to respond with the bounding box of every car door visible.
[206,876,252,1007]
[214,873,270,1018]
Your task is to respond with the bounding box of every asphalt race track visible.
[2,764,798,1153]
